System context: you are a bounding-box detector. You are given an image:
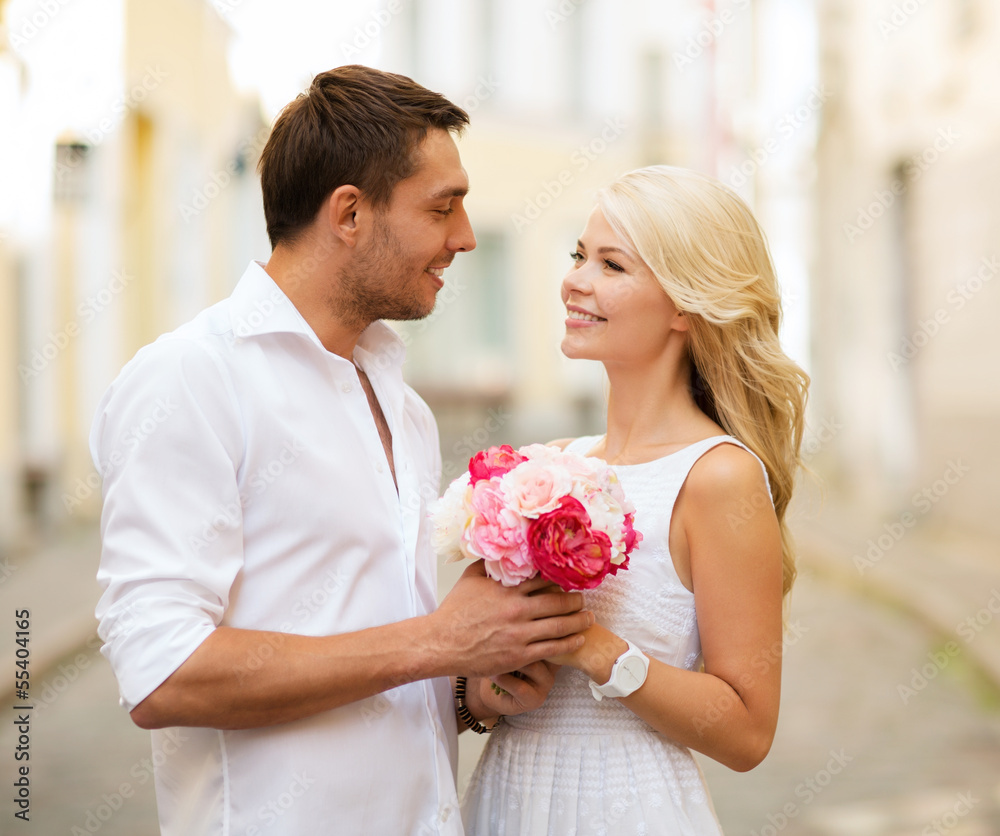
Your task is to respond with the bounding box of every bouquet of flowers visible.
[431,444,642,591]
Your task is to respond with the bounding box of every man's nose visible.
[449,206,477,253]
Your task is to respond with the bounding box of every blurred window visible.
[53,141,91,203]
[398,229,512,391]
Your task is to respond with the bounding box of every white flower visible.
[580,487,628,557]
[430,476,474,561]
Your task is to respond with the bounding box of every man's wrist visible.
[403,611,459,682]
[454,676,501,733]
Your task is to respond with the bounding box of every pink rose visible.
[465,480,534,586]
[623,511,642,555]
[502,459,573,518]
[469,445,528,485]
[527,497,613,591]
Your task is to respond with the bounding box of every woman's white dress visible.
[461,435,767,835]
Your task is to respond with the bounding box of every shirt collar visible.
[228,260,407,373]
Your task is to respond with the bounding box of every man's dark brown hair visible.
[257,65,470,248]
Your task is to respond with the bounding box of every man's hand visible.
[460,661,560,729]
[431,560,593,678]
[128,560,592,731]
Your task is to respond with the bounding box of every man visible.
[92,66,591,836]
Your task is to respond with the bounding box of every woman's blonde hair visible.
[597,165,809,598]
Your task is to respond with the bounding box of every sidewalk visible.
[0,524,103,706]
[792,489,1000,695]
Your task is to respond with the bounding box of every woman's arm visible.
[550,443,784,772]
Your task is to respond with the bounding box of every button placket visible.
[331,363,387,483]
[347,365,398,488]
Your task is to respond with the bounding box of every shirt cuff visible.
[99,588,219,713]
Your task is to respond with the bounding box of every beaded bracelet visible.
[454,676,501,734]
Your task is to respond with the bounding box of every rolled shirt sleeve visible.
[92,336,245,711]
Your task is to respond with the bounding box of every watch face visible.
[620,656,647,689]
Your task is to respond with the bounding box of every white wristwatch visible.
[589,640,649,701]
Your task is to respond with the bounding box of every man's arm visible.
[130,562,590,729]
[95,340,589,730]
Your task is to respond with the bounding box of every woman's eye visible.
[605,260,624,272]
[569,251,584,263]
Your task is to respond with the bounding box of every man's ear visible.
[324,185,362,246]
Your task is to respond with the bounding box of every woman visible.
[460,166,810,834]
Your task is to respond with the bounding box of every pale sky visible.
[221,0,392,118]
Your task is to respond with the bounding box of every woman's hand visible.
[546,623,628,685]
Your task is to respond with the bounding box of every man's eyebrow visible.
[428,186,470,200]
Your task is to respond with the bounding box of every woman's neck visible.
[600,354,720,465]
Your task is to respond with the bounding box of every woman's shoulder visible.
[684,440,770,503]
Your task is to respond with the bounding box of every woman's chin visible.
[560,335,592,360]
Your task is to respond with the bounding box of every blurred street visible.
[699,567,1000,835]
[2,509,1000,835]
[2,0,1000,833]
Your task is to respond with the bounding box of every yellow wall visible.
[49,0,264,523]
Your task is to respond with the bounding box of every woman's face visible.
[560,207,686,364]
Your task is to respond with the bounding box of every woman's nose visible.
[561,265,593,299]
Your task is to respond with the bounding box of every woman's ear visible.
[673,310,689,332]
[324,185,362,247]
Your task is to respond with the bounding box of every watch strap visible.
[589,640,649,701]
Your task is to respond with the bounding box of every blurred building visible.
[813,0,1000,540]
[7,0,266,537]
[375,0,814,481]
[0,0,23,551]
[3,0,822,541]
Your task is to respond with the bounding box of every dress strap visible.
[564,434,771,502]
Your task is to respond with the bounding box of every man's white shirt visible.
[91,261,462,835]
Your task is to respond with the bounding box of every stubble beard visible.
[331,215,436,330]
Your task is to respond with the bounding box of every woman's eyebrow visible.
[596,246,633,259]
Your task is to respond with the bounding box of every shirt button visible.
[375,462,384,473]
[441,806,452,822]
[341,382,353,393]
